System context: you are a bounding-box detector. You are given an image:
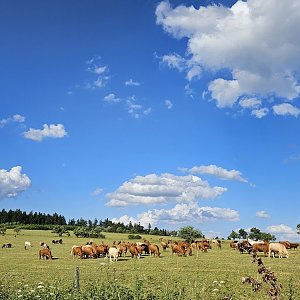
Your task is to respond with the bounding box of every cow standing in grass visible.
[39,248,53,259]
[24,241,32,250]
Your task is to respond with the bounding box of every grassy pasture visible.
[0,230,299,299]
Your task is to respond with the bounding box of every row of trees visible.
[227,227,276,241]
[0,209,176,237]
[0,209,66,225]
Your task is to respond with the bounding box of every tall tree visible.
[178,226,203,243]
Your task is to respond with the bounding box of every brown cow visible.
[197,240,211,252]
[129,244,140,259]
[171,243,186,256]
[230,240,238,249]
[289,242,299,250]
[39,248,53,259]
[161,241,169,251]
[118,243,127,256]
[71,245,83,258]
[149,244,160,257]
[81,245,96,258]
[252,243,269,257]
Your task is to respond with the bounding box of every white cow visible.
[269,243,289,258]
[108,247,119,262]
[24,241,32,250]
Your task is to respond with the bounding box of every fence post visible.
[74,266,80,289]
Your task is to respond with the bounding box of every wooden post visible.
[74,266,80,289]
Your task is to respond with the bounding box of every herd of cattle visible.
[230,239,298,258]
[2,238,298,261]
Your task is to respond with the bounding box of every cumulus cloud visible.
[186,165,248,183]
[255,210,270,218]
[103,93,121,103]
[156,0,300,115]
[0,166,31,200]
[239,98,261,109]
[273,103,300,117]
[105,173,227,207]
[112,203,239,227]
[165,99,173,109]
[267,224,295,234]
[266,224,298,241]
[0,114,25,128]
[24,124,67,142]
[125,79,140,86]
[251,108,269,119]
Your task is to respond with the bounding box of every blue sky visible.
[1,0,300,240]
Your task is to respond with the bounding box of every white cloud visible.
[251,108,269,119]
[103,93,121,103]
[187,165,247,183]
[239,98,261,109]
[186,65,201,81]
[165,99,173,109]
[208,79,241,108]
[126,98,151,118]
[0,166,31,200]
[113,203,239,227]
[273,103,300,117]
[85,56,110,89]
[0,114,25,128]
[156,0,300,114]
[93,76,110,88]
[105,173,227,207]
[266,224,299,241]
[91,188,103,196]
[255,210,270,218]
[267,224,295,234]
[23,124,67,142]
[111,215,138,225]
[161,53,186,72]
[125,79,140,86]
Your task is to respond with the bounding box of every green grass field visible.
[0,230,299,299]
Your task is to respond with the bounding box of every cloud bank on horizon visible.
[156,0,300,118]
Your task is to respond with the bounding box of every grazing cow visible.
[52,239,63,244]
[2,243,12,248]
[289,242,299,250]
[118,243,127,256]
[212,239,222,249]
[71,245,83,259]
[149,244,160,257]
[269,243,289,258]
[39,248,53,259]
[81,245,96,258]
[279,241,291,249]
[171,243,186,256]
[24,241,32,250]
[161,241,169,251]
[197,240,211,252]
[108,247,119,262]
[230,240,238,249]
[129,244,141,259]
[94,244,109,257]
[252,243,269,257]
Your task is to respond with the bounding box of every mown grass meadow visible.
[0,230,299,299]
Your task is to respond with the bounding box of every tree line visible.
[0,209,177,237]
